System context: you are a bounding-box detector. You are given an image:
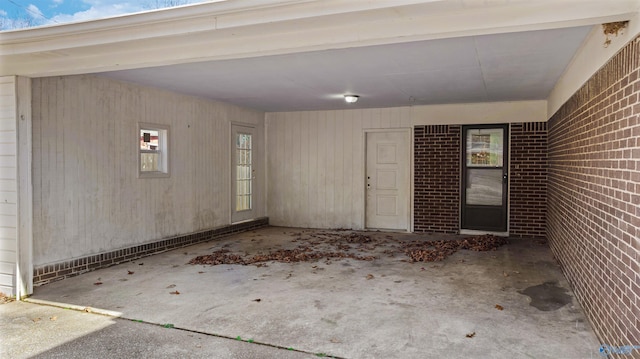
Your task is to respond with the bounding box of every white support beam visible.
[1,0,638,77]
[16,76,33,299]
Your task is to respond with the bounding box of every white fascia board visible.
[0,0,430,53]
[1,0,639,77]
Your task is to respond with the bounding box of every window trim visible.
[138,123,170,179]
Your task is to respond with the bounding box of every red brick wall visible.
[414,123,547,237]
[509,122,547,238]
[414,125,461,234]
[548,36,640,348]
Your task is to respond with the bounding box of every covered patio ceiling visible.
[1,0,638,112]
[101,26,591,112]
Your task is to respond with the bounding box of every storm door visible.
[461,125,508,232]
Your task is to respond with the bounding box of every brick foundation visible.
[548,35,640,348]
[414,125,461,234]
[33,218,269,286]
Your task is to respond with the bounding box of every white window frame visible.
[138,123,170,178]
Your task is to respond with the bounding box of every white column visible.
[16,76,33,299]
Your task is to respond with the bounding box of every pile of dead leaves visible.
[188,246,375,266]
[189,232,508,267]
[402,235,508,263]
[459,234,509,251]
[403,240,459,262]
[189,249,247,265]
[0,292,15,304]
[343,233,374,244]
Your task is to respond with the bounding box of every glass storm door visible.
[461,125,508,232]
[231,125,256,223]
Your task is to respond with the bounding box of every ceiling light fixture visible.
[344,95,359,103]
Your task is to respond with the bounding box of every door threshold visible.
[460,229,509,237]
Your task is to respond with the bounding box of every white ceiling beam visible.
[0,0,437,53]
[1,0,638,77]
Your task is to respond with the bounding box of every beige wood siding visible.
[265,101,546,230]
[32,75,265,266]
[266,108,412,229]
[0,76,17,296]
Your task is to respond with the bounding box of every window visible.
[235,133,252,211]
[139,123,169,178]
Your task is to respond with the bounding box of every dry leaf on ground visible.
[0,292,14,304]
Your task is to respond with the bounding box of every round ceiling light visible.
[344,95,359,103]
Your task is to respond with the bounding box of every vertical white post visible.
[16,76,33,299]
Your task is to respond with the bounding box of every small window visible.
[139,123,169,178]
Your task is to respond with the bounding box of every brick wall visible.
[33,218,269,286]
[548,35,640,349]
[509,122,547,238]
[414,123,547,237]
[414,125,461,233]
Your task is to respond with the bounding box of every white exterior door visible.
[365,130,410,231]
[231,125,256,223]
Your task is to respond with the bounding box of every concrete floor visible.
[24,227,600,358]
[1,300,314,359]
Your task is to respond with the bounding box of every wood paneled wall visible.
[0,76,17,295]
[266,108,412,229]
[32,75,265,266]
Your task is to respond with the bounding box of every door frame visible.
[460,124,509,233]
[363,128,413,232]
[230,122,258,224]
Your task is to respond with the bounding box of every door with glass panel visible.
[231,125,256,223]
[461,125,508,232]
